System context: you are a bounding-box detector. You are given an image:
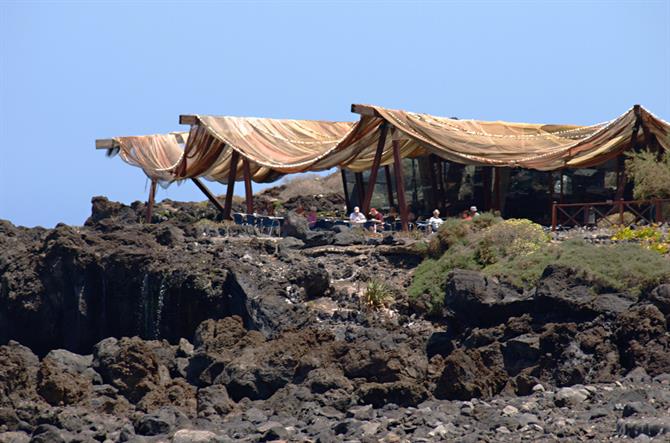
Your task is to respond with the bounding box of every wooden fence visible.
[551,198,670,231]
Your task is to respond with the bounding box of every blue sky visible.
[1,0,669,227]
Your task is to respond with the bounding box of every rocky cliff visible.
[1,197,670,442]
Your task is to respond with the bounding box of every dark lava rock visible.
[0,342,41,408]
[196,384,235,418]
[36,350,95,406]
[286,262,331,299]
[280,211,310,240]
[443,270,531,327]
[435,346,507,400]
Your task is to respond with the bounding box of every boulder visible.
[280,211,310,240]
[0,342,40,408]
[434,346,507,400]
[356,381,428,408]
[443,270,530,327]
[196,384,235,417]
[36,350,95,406]
[93,337,165,403]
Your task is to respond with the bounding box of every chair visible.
[232,213,245,225]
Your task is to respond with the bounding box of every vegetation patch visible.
[410,217,670,314]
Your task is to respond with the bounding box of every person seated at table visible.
[349,206,367,225]
[427,209,444,232]
[369,208,384,233]
[307,206,317,229]
[295,204,305,216]
[461,210,472,221]
[387,207,398,222]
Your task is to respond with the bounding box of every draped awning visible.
[98,104,670,183]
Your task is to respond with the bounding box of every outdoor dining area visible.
[96,103,670,231]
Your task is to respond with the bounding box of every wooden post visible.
[223,149,240,220]
[559,169,565,203]
[191,178,226,214]
[355,172,365,208]
[384,165,395,209]
[482,167,492,211]
[428,155,438,211]
[583,204,590,226]
[242,158,254,214]
[361,122,388,214]
[145,179,157,223]
[493,167,501,211]
[341,169,352,214]
[551,201,557,232]
[654,198,662,223]
[392,139,409,231]
[619,199,625,225]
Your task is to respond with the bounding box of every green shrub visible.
[363,279,393,309]
[485,239,670,295]
[625,149,670,200]
[409,218,670,310]
[474,219,549,266]
[427,212,502,258]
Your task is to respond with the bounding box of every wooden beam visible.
[96,139,118,149]
[223,149,240,220]
[145,179,157,223]
[341,169,352,214]
[191,178,226,214]
[242,158,254,214]
[361,122,388,214]
[384,165,395,209]
[179,115,199,125]
[351,104,383,118]
[392,139,409,231]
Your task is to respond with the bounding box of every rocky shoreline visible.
[1,197,670,442]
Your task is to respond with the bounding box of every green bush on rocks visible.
[410,217,670,314]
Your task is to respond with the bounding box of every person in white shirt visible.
[349,206,367,225]
[427,209,444,232]
[470,206,480,217]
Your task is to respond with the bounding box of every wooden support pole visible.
[551,201,557,232]
[493,167,501,211]
[482,167,492,211]
[145,179,157,223]
[392,139,409,231]
[428,155,438,211]
[191,178,226,214]
[341,169,352,214]
[361,122,388,214]
[355,172,365,208]
[384,165,395,209]
[223,150,240,220]
[242,158,254,214]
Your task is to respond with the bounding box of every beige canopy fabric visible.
[113,132,188,182]
[106,105,670,184]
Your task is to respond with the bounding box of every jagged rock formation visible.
[1,197,670,441]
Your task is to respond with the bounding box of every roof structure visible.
[96,104,670,227]
[97,104,670,185]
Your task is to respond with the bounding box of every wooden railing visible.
[551,198,670,231]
